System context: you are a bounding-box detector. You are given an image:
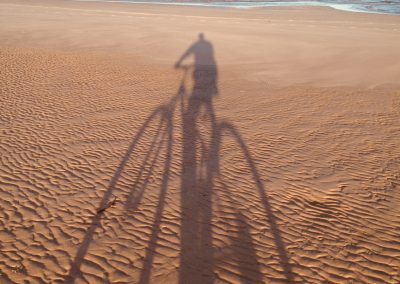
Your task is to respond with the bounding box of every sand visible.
[0,0,400,283]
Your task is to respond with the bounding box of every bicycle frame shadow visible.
[65,35,295,284]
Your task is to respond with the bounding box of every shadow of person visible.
[66,33,294,284]
[175,32,218,120]
[175,33,294,284]
[175,32,219,284]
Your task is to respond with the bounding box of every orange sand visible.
[0,0,400,283]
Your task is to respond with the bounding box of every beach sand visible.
[1,0,400,283]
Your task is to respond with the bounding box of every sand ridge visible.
[1,1,400,283]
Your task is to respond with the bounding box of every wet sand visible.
[1,0,400,283]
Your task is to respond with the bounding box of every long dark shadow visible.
[67,32,294,284]
[177,32,218,284]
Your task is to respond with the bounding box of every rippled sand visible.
[1,1,400,283]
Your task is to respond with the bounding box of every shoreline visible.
[73,0,400,16]
[4,0,400,17]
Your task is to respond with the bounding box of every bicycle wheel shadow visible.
[65,33,295,284]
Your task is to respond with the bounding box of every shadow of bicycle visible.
[66,33,295,284]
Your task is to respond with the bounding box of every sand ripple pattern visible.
[1,48,400,283]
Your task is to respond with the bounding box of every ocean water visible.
[80,0,400,14]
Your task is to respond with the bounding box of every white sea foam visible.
[75,0,400,15]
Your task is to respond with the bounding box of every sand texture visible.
[1,1,400,283]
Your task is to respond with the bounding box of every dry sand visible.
[1,0,400,283]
